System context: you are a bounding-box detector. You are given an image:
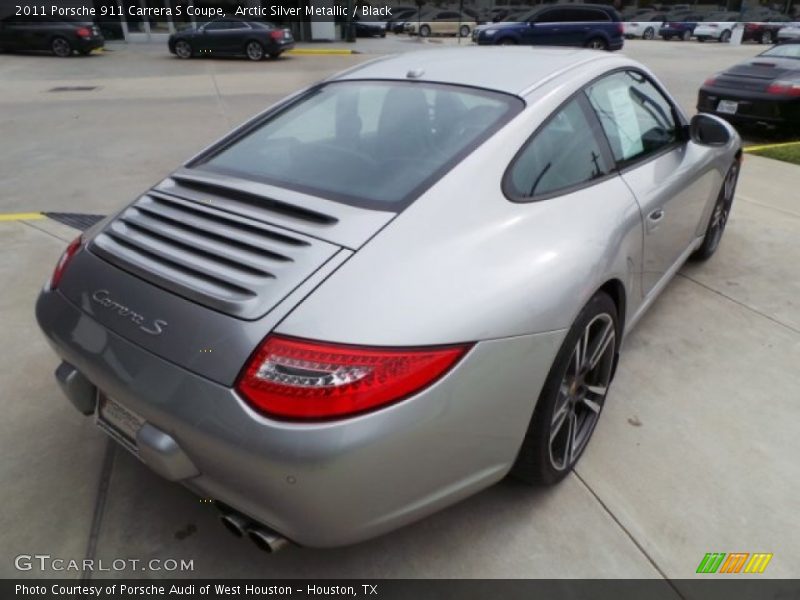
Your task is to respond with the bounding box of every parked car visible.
[698,41,800,129]
[0,15,103,57]
[623,11,669,40]
[776,23,800,42]
[743,16,791,45]
[693,12,743,42]
[384,7,418,32]
[473,4,624,50]
[659,13,705,40]
[37,47,740,551]
[168,18,294,61]
[406,10,477,37]
[392,8,435,33]
[354,16,387,38]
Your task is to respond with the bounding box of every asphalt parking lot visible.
[1,39,799,582]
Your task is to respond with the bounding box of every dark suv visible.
[0,15,104,57]
[473,4,623,50]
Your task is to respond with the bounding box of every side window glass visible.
[506,98,612,199]
[585,70,678,164]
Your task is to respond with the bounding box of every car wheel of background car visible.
[643,27,655,40]
[245,41,265,61]
[459,25,470,37]
[510,291,618,486]
[50,37,72,58]
[174,40,192,59]
[419,25,431,37]
[719,29,731,43]
[585,37,608,50]
[682,30,691,41]
[760,31,772,44]
[497,37,516,45]
[691,161,739,261]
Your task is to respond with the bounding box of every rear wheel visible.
[719,29,731,43]
[585,37,608,50]
[691,161,739,261]
[643,27,655,40]
[174,39,192,59]
[760,31,773,44]
[419,24,431,37]
[510,292,618,485]
[459,25,470,37]
[245,40,264,61]
[51,37,72,57]
[682,29,691,41]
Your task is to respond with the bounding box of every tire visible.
[760,31,773,45]
[174,39,192,59]
[51,37,72,57]
[497,37,516,45]
[419,25,431,37]
[682,29,691,41]
[459,25,470,38]
[510,291,618,486]
[585,37,608,50]
[719,29,731,43]
[643,27,655,40]
[245,40,264,61]
[691,161,739,261]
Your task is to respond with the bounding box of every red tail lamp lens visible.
[76,27,91,38]
[237,335,471,420]
[49,235,83,290]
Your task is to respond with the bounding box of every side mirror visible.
[689,113,731,146]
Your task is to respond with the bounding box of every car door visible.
[0,16,23,50]
[531,8,575,44]
[198,19,230,53]
[435,11,459,35]
[585,70,720,297]
[564,8,608,44]
[223,20,251,53]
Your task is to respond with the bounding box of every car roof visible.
[332,47,624,96]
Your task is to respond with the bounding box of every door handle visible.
[648,208,665,222]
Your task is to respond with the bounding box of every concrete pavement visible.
[1,40,798,582]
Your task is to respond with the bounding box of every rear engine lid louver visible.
[89,192,340,320]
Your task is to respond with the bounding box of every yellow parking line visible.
[744,141,800,153]
[0,212,44,221]
[286,48,356,55]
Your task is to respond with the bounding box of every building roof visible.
[332,47,622,96]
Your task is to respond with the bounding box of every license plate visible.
[717,100,738,115]
[96,391,145,455]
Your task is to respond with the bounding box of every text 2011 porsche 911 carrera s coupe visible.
[36,48,741,551]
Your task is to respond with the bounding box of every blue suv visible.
[473,4,624,50]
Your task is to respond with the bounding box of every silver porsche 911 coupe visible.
[36,47,741,551]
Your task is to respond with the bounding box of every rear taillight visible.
[236,335,471,420]
[703,74,718,87]
[270,29,284,40]
[617,23,624,34]
[76,26,91,38]
[766,80,800,96]
[48,235,83,291]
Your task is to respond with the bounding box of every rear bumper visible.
[697,87,800,127]
[75,36,104,52]
[36,287,565,547]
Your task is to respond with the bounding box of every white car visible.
[623,14,667,39]
[693,12,740,42]
[777,24,800,41]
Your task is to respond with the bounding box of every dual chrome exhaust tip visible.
[218,510,289,553]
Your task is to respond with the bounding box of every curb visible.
[744,140,800,153]
[0,212,45,222]
[286,48,359,55]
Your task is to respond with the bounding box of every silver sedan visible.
[36,47,741,550]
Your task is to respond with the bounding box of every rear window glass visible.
[198,81,521,210]
[762,44,800,59]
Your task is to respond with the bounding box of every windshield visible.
[762,43,800,59]
[199,81,521,210]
